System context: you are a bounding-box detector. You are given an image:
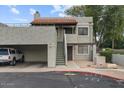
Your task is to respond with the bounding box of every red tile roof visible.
[31,17,77,25]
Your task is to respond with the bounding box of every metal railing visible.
[6,23,31,27]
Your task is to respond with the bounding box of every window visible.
[0,49,8,55]
[10,49,16,54]
[65,27,75,34]
[78,45,88,54]
[78,27,88,35]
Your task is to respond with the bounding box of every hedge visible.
[99,48,112,63]
[99,48,124,63]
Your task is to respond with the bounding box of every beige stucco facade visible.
[0,17,95,67]
[66,17,94,62]
[66,17,93,44]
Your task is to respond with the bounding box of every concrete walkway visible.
[0,62,124,80]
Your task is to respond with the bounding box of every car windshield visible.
[0,49,8,55]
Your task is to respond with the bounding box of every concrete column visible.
[93,44,96,64]
[89,23,93,43]
[48,43,56,67]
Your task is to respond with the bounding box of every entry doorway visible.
[67,46,73,61]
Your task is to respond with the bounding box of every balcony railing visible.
[6,23,31,27]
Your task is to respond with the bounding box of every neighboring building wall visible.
[112,54,124,66]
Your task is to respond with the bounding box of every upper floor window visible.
[78,27,88,35]
[64,27,75,34]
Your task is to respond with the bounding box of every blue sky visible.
[0,5,72,23]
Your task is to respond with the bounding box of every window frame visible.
[77,45,89,55]
[78,26,89,36]
[64,27,76,34]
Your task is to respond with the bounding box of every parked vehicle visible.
[0,48,24,66]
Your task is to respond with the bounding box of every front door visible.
[67,46,73,61]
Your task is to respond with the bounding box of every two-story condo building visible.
[0,11,96,67]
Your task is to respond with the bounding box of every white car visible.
[0,48,24,66]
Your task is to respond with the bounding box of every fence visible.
[112,54,124,66]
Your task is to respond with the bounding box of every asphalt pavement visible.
[0,72,123,88]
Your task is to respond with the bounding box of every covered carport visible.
[0,45,47,62]
[0,26,57,67]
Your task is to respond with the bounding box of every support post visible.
[93,44,96,64]
[48,43,56,67]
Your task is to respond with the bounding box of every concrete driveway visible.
[0,72,123,88]
[0,62,47,70]
[0,62,50,72]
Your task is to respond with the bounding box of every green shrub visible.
[100,48,112,63]
[100,48,124,63]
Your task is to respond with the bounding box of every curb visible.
[55,70,124,80]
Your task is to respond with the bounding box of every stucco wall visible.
[73,45,93,61]
[66,17,94,44]
[75,17,93,24]
[0,26,56,45]
[76,17,93,44]
[66,17,94,61]
[18,45,47,62]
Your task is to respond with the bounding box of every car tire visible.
[10,58,16,66]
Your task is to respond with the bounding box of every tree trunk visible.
[97,28,104,48]
[97,35,102,48]
[112,39,115,49]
